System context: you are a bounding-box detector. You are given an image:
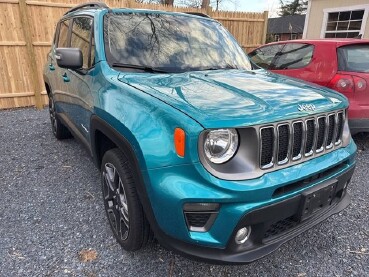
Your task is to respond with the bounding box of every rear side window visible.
[70,17,94,69]
[337,44,369,73]
[57,20,70,48]
[249,44,284,69]
[272,43,314,70]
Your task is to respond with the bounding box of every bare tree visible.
[163,0,174,4]
[201,0,210,9]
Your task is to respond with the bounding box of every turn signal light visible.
[174,128,185,157]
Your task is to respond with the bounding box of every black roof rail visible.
[64,2,109,15]
[184,12,211,18]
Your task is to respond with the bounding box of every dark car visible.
[249,39,369,134]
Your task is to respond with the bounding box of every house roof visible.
[268,14,306,34]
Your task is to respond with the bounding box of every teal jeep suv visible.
[43,2,357,263]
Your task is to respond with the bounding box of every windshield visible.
[104,12,252,73]
[337,44,369,73]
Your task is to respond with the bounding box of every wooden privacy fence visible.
[0,0,268,109]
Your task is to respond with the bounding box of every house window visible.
[274,35,280,42]
[321,5,369,39]
[291,34,297,40]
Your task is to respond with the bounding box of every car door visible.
[65,16,95,145]
[50,19,72,114]
[248,44,285,70]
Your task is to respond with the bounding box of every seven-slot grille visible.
[260,110,345,169]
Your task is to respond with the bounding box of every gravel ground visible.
[0,107,368,277]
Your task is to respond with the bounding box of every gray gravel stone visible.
[0,108,368,276]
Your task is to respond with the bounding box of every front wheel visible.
[48,94,71,139]
[101,148,152,251]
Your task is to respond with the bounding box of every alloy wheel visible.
[102,163,130,240]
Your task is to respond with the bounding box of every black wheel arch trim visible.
[90,115,165,238]
[43,74,51,95]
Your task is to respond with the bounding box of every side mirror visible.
[55,48,83,70]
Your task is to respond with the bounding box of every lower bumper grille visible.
[186,213,211,228]
[183,203,219,232]
[263,216,299,239]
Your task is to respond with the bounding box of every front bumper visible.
[144,142,356,263]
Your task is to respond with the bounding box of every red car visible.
[249,39,369,134]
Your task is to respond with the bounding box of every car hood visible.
[117,69,347,129]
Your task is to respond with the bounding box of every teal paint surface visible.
[44,7,357,250]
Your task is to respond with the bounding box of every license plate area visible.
[298,180,337,222]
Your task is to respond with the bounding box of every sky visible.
[220,0,280,17]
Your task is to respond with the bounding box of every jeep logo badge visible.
[298,104,316,112]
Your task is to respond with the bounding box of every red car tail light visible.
[328,74,367,93]
[353,76,367,92]
[328,74,354,94]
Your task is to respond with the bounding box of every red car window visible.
[337,44,369,73]
[249,44,284,69]
[271,43,314,70]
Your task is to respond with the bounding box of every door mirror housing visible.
[55,48,83,70]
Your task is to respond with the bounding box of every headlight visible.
[204,129,239,164]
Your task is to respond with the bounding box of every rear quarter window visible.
[272,43,314,70]
[248,44,284,69]
[337,44,369,73]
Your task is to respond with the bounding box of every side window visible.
[272,43,314,70]
[70,17,94,69]
[248,44,284,69]
[58,20,70,48]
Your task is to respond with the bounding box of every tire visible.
[101,148,152,251]
[48,93,72,139]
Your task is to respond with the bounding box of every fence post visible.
[262,10,269,44]
[18,0,43,109]
[126,0,132,8]
[206,6,213,17]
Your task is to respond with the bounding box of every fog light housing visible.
[235,226,251,244]
[183,203,220,232]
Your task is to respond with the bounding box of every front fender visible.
[93,84,204,170]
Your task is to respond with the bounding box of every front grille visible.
[316,117,326,152]
[335,112,344,144]
[327,114,335,148]
[277,124,289,164]
[259,110,345,169]
[292,122,303,159]
[305,119,315,155]
[260,127,274,168]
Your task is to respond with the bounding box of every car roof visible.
[62,6,214,21]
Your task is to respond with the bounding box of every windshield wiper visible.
[198,64,239,71]
[111,63,169,73]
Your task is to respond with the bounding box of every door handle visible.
[49,64,55,71]
[62,72,70,83]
